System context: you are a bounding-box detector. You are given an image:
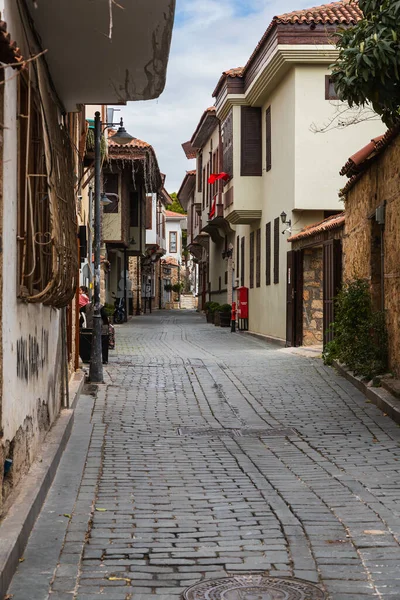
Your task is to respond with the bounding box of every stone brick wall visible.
[302,247,323,346]
[343,134,400,375]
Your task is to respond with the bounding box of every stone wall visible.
[302,247,323,346]
[343,134,400,375]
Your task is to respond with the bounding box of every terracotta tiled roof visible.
[243,1,362,78]
[187,169,196,176]
[340,126,400,196]
[182,141,197,160]
[165,210,187,218]
[108,131,150,150]
[0,20,24,68]
[340,135,385,177]
[275,0,362,26]
[212,67,244,98]
[288,212,345,242]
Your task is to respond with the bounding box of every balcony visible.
[223,185,262,225]
[20,0,175,111]
[202,199,234,244]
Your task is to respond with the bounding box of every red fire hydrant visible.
[231,301,236,333]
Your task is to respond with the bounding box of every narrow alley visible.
[6,311,400,600]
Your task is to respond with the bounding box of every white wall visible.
[165,217,186,263]
[2,64,62,447]
[294,65,385,210]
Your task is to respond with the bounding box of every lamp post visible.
[89,112,133,383]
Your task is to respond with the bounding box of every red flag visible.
[209,196,217,218]
[208,172,229,185]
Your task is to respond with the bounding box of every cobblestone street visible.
[8,311,400,600]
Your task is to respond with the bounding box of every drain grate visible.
[177,427,296,438]
[183,575,326,599]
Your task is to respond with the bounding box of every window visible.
[225,271,228,285]
[236,235,240,282]
[103,172,119,213]
[18,76,51,298]
[130,192,139,227]
[222,110,233,181]
[266,106,272,172]
[169,231,177,253]
[202,167,206,209]
[197,152,203,192]
[240,236,245,287]
[206,161,210,207]
[241,106,262,176]
[145,195,152,229]
[265,222,271,285]
[273,217,279,284]
[325,75,339,100]
[219,276,222,291]
[249,231,255,289]
[256,228,261,288]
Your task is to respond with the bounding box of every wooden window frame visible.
[197,152,203,192]
[169,230,177,253]
[325,75,339,100]
[103,172,119,214]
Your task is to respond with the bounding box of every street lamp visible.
[89,111,133,383]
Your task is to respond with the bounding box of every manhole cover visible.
[183,575,326,599]
[177,427,296,438]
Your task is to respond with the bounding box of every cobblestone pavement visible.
[7,311,400,600]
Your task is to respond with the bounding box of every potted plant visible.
[204,301,214,323]
[219,303,232,328]
[164,283,173,292]
[207,302,220,324]
[213,303,222,326]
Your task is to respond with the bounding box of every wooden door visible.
[286,250,303,347]
[323,239,342,346]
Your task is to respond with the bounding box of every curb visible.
[333,360,400,425]
[240,330,286,348]
[0,369,85,598]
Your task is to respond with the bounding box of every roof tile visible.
[288,213,345,243]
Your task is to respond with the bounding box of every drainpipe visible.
[124,248,127,321]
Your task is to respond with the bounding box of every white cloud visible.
[117,0,312,193]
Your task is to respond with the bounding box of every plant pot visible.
[206,312,213,323]
[219,312,231,327]
[214,311,221,326]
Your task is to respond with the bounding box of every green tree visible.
[168,192,186,215]
[331,0,400,127]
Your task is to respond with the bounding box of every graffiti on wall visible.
[16,328,49,381]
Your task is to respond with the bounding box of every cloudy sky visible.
[117,0,312,194]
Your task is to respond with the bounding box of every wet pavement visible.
[7,311,400,599]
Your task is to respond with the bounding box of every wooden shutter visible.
[241,106,262,176]
[241,236,245,287]
[145,195,152,229]
[236,235,240,280]
[206,162,210,207]
[250,231,255,289]
[265,222,271,285]
[222,110,233,180]
[266,106,272,172]
[273,217,279,284]
[202,167,206,209]
[256,228,261,287]
[197,153,203,192]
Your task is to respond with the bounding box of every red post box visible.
[237,287,249,331]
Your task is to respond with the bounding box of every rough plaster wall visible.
[302,248,323,346]
[1,64,63,514]
[343,136,400,375]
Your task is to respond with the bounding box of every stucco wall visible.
[343,135,400,375]
[294,66,385,211]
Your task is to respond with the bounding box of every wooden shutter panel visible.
[250,231,255,289]
[241,236,245,287]
[265,222,271,285]
[236,235,240,281]
[273,217,279,284]
[241,106,262,176]
[222,110,233,180]
[197,153,203,192]
[146,195,152,230]
[256,228,261,287]
[266,106,272,172]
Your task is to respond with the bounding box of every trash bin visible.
[79,329,109,364]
